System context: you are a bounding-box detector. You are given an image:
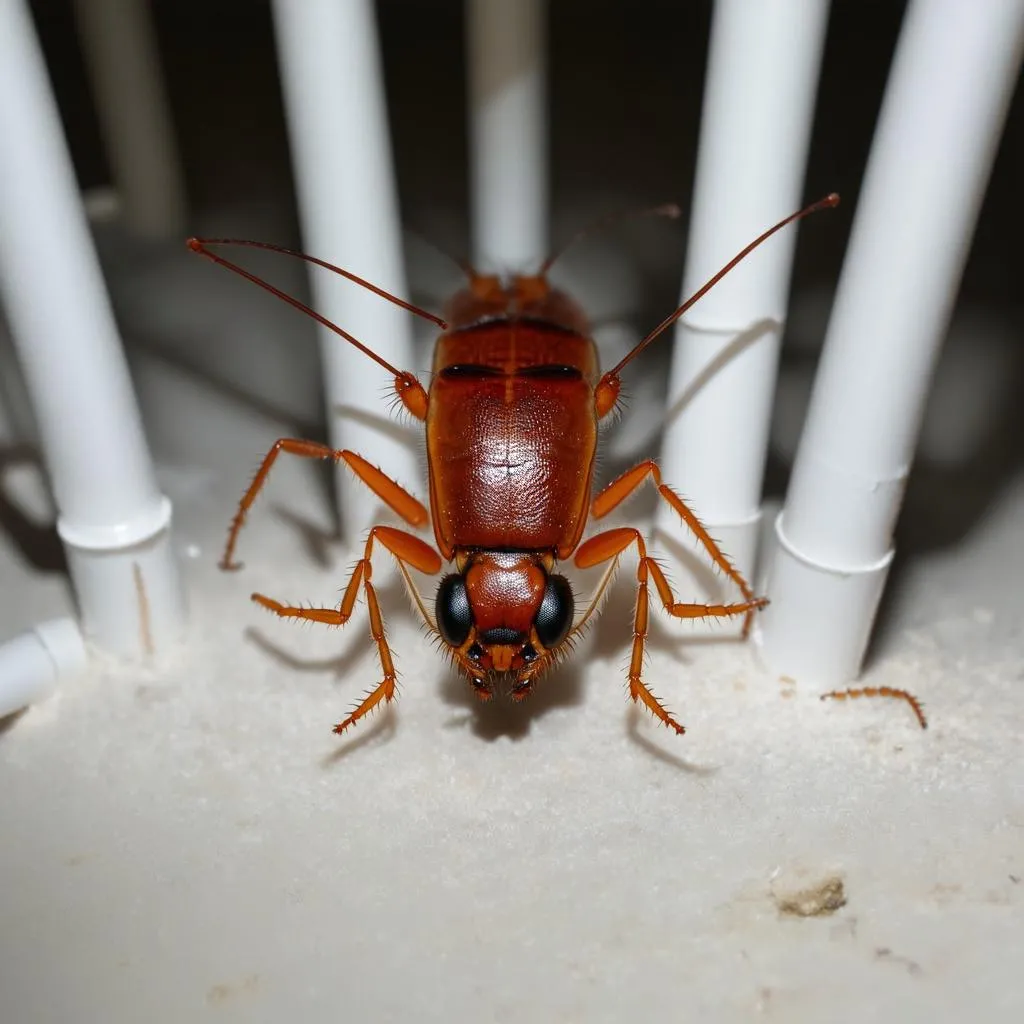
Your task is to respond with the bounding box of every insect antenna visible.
[187,237,447,378]
[538,202,682,277]
[605,193,840,380]
[394,557,438,635]
[403,224,480,283]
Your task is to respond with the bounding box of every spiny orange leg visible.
[576,527,767,735]
[253,525,442,735]
[591,459,764,637]
[220,439,429,570]
[820,687,928,730]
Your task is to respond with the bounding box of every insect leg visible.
[220,439,428,570]
[574,527,683,734]
[338,450,430,529]
[576,527,767,735]
[334,527,441,735]
[591,459,764,635]
[253,525,442,735]
[643,557,767,621]
[820,687,928,730]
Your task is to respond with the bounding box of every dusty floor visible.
[2,406,1022,1021]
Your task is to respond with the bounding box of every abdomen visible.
[426,323,599,559]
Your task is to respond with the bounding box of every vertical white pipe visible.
[271,0,416,541]
[758,0,1024,684]
[71,0,186,238]
[0,0,185,657]
[0,331,36,448]
[467,0,547,269]
[655,0,831,634]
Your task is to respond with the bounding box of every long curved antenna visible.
[604,193,839,381]
[539,202,682,277]
[187,237,448,378]
[403,225,479,283]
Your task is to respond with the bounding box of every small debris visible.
[876,946,923,976]
[776,876,847,917]
[207,973,260,1006]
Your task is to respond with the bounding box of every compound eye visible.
[435,574,473,647]
[535,574,574,649]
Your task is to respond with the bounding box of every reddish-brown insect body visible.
[427,275,598,685]
[187,193,892,738]
[429,276,597,562]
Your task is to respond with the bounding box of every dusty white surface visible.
[2,379,1023,1022]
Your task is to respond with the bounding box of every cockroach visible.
[188,193,840,737]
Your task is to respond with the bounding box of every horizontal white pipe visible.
[467,0,547,270]
[655,0,830,629]
[71,0,186,238]
[759,0,1024,684]
[271,0,417,541]
[0,619,87,720]
[0,0,184,657]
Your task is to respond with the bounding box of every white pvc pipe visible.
[271,0,417,541]
[71,0,186,239]
[758,0,1024,685]
[0,331,36,449]
[467,0,547,270]
[0,0,185,658]
[655,0,830,634]
[0,619,87,720]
